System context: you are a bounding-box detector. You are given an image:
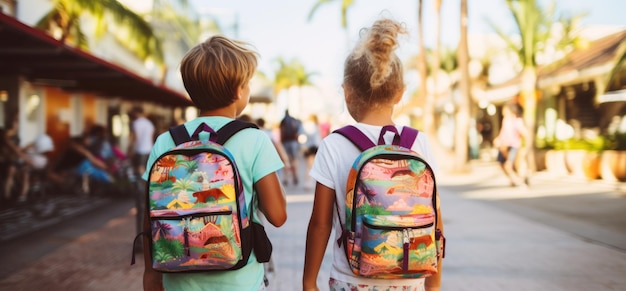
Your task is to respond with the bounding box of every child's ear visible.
[392,85,405,104]
[343,84,352,101]
[236,82,251,100]
[392,92,403,105]
[235,85,244,100]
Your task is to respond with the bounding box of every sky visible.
[190,0,626,118]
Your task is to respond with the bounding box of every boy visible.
[142,35,288,291]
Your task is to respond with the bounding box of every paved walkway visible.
[0,162,625,290]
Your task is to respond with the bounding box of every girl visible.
[302,18,443,291]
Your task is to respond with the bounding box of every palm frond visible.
[307,0,335,22]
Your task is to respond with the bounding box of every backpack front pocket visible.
[358,214,438,278]
[149,206,242,272]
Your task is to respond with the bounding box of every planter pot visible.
[600,150,626,182]
[581,151,601,180]
[565,150,600,180]
[617,151,626,181]
[534,149,547,172]
[565,150,587,178]
[545,150,568,175]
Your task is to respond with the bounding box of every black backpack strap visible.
[168,120,258,146]
[215,120,259,145]
[333,125,375,151]
[169,124,191,146]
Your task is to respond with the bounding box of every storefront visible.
[0,12,193,157]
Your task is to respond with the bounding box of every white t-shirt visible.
[309,123,438,286]
[131,116,155,155]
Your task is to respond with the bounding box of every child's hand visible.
[425,287,440,291]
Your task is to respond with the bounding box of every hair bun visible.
[361,19,407,88]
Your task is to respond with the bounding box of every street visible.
[0,161,625,290]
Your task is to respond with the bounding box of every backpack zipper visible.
[152,210,232,220]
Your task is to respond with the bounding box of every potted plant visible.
[560,138,603,180]
[600,133,626,182]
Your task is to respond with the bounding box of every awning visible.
[599,89,626,103]
[0,12,193,107]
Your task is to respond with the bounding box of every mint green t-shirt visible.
[142,116,284,291]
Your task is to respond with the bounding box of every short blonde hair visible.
[180,35,259,111]
[343,19,407,120]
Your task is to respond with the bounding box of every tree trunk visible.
[521,67,537,175]
[430,0,442,138]
[454,0,470,173]
[417,0,433,138]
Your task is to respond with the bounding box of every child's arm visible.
[425,190,444,291]
[303,182,335,291]
[142,202,163,291]
[256,172,287,227]
[272,139,291,169]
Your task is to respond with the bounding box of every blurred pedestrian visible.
[279,110,303,186]
[0,117,33,203]
[127,105,155,178]
[257,117,291,171]
[301,114,321,189]
[494,102,529,187]
[49,134,113,186]
[318,114,331,139]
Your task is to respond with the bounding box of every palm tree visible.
[149,0,220,83]
[179,217,191,256]
[176,159,199,175]
[307,0,355,46]
[308,0,354,29]
[272,57,316,117]
[36,0,164,65]
[490,0,585,172]
[433,0,444,134]
[416,0,430,131]
[416,0,442,147]
[152,220,172,241]
[454,0,471,172]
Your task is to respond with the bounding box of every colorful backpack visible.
[334,125,444,279]
[131,120,272,272]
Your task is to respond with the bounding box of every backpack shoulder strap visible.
[333,125,375,151]
[399,126,419,149]
[335,125,419,150]
[215,120,259,145]
[169,120,259,146]
[169,124,191,146]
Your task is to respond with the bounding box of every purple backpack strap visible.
[378,125,401,145]
[399,126,419,149]
[333,125,376,151]
[335,125,418,151]
[378,126,418,148]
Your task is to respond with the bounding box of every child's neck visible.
[198,106,238,119]
[358,105,395,126]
